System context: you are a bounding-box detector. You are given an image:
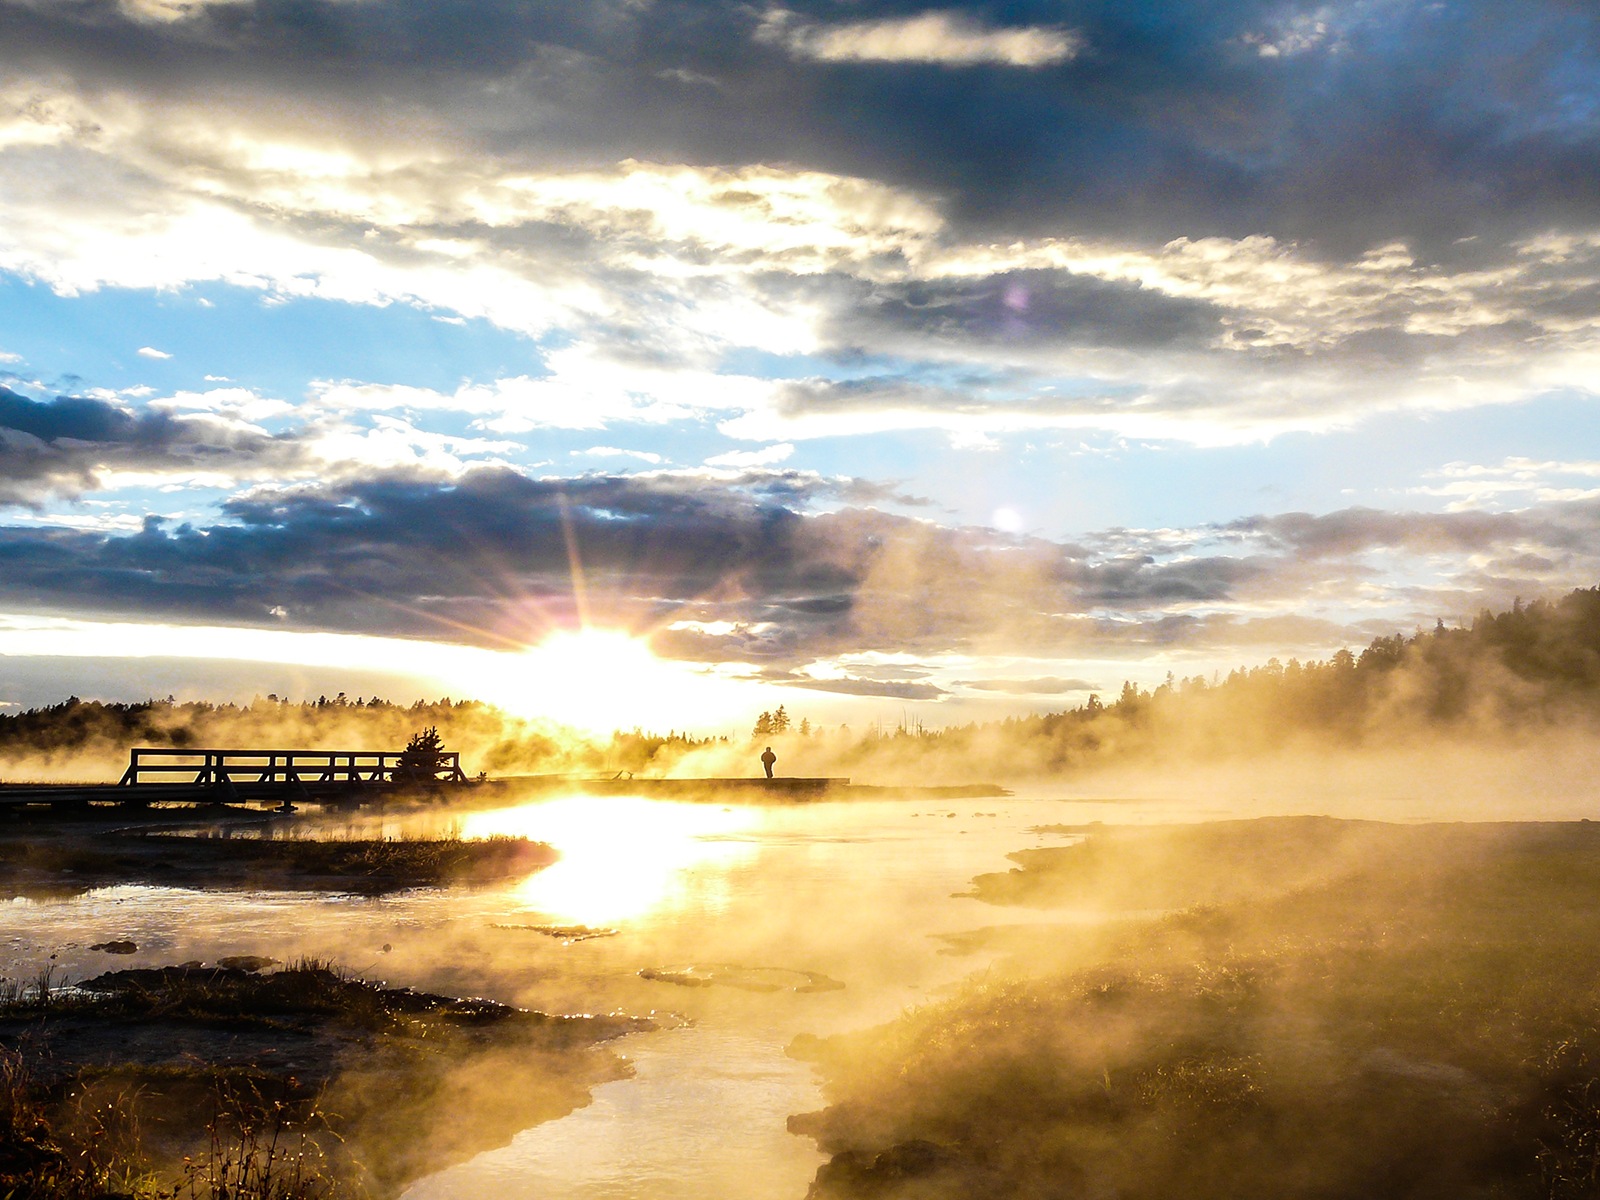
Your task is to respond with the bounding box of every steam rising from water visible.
[464,796,761,924]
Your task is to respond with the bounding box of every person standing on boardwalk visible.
[760,745,777,779]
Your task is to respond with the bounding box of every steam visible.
[0,695,608,784]
[796,816,1600,1199]
[6,591,1599,801]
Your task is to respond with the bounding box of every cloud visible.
[825,268,1224,353]
[4,0,1598,269]
[955,676,1098,695]
[783,676,948,700]
[720,228,1600,443]
[1239,7,1339,58]
[705,444,793,468]
[1224,507,1549,561]
[0,467,887,641]
[0,385,521,505]
[0,454,1597,669]
[136,345,171,359]
[315,349,782,432]
[573,446,665,464]
[760,10,1083,68]
[156,386,295,423]
[115,0,251,24]
[3,0,1600,685]
[1410,458,1600,509]
[0,385,309,504]
[4,5,1600,447]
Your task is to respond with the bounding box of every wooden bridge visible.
[0,746,469,813]
[118,747,467,789]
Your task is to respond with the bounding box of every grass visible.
[169,1087,346,1200]
[0,827,556,895]
[0,1049,356,1200]
[0,958,536,1035]
[0,960,649,1198]
[0,968,63,1012]
[0,1044,158,1200]
[796,818,1600,1200]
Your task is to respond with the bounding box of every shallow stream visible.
[2,792,1196,1198]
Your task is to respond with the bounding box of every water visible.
[0,792,1186,1198]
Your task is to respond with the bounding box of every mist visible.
[5,590,1600,1199]
[9,590,1600,801]
[2,0,1595,1189]
[0,694,610,784]
[794,814,1600,1200]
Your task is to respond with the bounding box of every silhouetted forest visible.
[999,584,1600,767]
[0,692,717,782]
[2,588,1598,782]
[794,585,1600,778]
[819,586,1600,775]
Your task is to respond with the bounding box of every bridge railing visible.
[117,748,467,787]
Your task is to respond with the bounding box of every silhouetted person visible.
[760,745,776,779]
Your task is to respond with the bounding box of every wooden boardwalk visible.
[0,747,468,813]
[0,751,1008,815]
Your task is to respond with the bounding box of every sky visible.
[0,0,1598,733]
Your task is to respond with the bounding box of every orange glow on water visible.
[461,796,760,925]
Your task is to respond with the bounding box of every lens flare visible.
[472,627,748,734]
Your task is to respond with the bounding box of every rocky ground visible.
[0,960,653,1197]
[0,814,555,897]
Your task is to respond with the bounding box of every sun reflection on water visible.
[460,796,762,926]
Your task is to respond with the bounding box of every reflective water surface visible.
[0,792,1183,1198]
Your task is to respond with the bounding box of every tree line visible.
[3,588,1599,780]
[832,586,1600,773]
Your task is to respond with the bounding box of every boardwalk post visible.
[58,745,475,812]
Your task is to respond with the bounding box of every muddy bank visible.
[0,819,557,897]
[794,817,1600,1200]
[0,961,652,1196]
[486,776,1010,802]
[970,815,1600,908]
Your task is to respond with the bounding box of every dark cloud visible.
[783,676,948,700]
[822,269,1224,354]
[2,461,1595,665]
[743,664,946,699]
[0,386,307,505]
[0,464,1274,657]
[0,468,891,645]
[1224,507,1569,559]
[956,676,1098,694]
[1118,612,1374,652]
[1054,551,1266,604]
[5,0,1598,260]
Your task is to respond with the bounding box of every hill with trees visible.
[3,588,1598,784]
[767,586,1600,781]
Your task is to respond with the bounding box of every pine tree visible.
[399,726,446,778]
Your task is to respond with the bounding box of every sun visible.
[476,627,746,734]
